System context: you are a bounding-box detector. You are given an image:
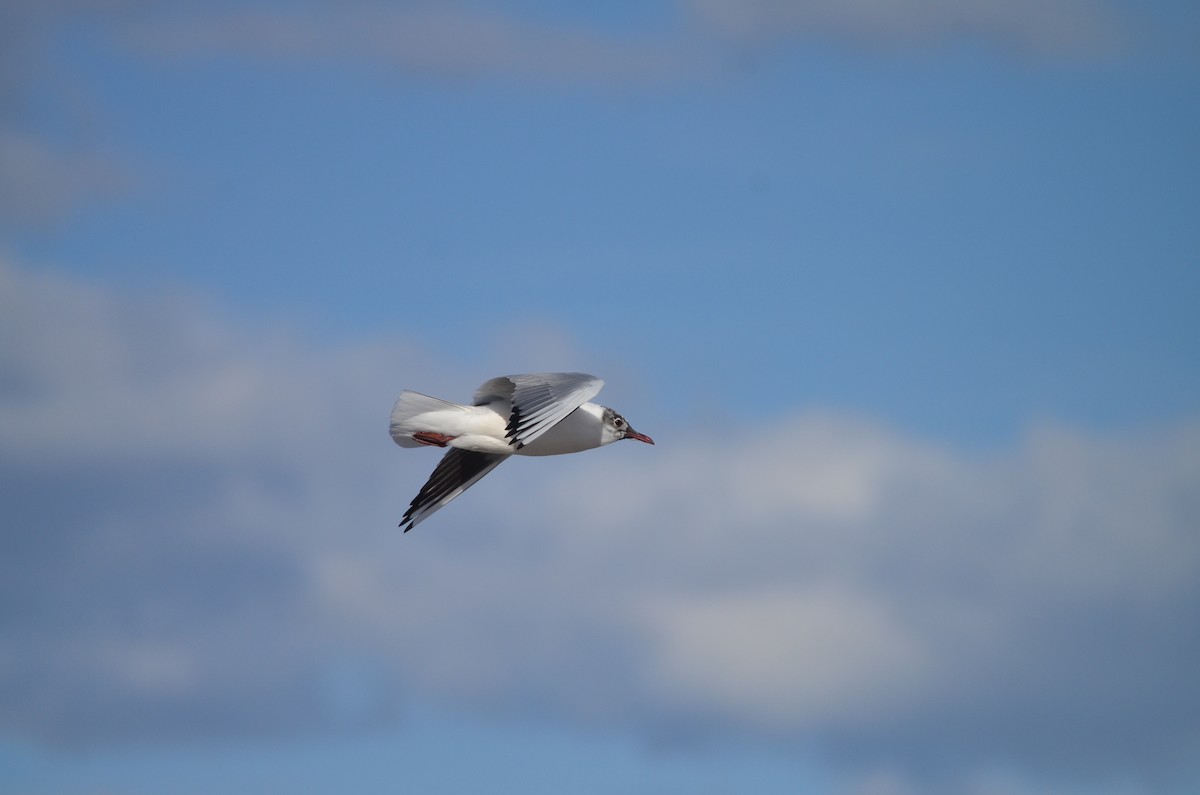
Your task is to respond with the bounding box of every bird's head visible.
[600,407,655,446]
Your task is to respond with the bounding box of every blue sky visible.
[1,2,1198,794]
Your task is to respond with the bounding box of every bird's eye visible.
[615,417,625,428]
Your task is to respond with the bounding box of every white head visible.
[599,406,655,447]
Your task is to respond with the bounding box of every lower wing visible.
[401,448,508,531]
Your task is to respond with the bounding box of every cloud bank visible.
[685,0,1122,55]
[0,0,1133,230]
[1,257,1197,792]
[20,0,1129,88]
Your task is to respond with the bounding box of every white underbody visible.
[391,399,609,456]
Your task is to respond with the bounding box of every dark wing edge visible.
[400,448,508,532]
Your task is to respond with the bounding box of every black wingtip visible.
[505,404,525,443]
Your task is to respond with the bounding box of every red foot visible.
[413,431,456,448]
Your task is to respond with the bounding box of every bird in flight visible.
[390,372,654,531]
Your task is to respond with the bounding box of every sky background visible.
[1,1,1198,793]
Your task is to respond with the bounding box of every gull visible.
[390,372,654,531]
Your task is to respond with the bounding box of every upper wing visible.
[400,448,508,532]
[474,372,604,449]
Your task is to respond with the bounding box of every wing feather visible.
[400,448,508,532]
[475,373,603,448]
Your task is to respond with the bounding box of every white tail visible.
[389,390,467,447]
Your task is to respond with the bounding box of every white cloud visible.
[104,0,1128,84]
[96,640,199,695]
[0,1,141,227]
[685,0,1123,55]
[0,128,131,227]
[0,257,1196,790]
[0,261,379,464]
[115,3,700,86]
[0,0,1136,229]
[645,584,931,728]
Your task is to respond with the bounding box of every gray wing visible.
[400,448,508,532]
[473,372,604,449]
